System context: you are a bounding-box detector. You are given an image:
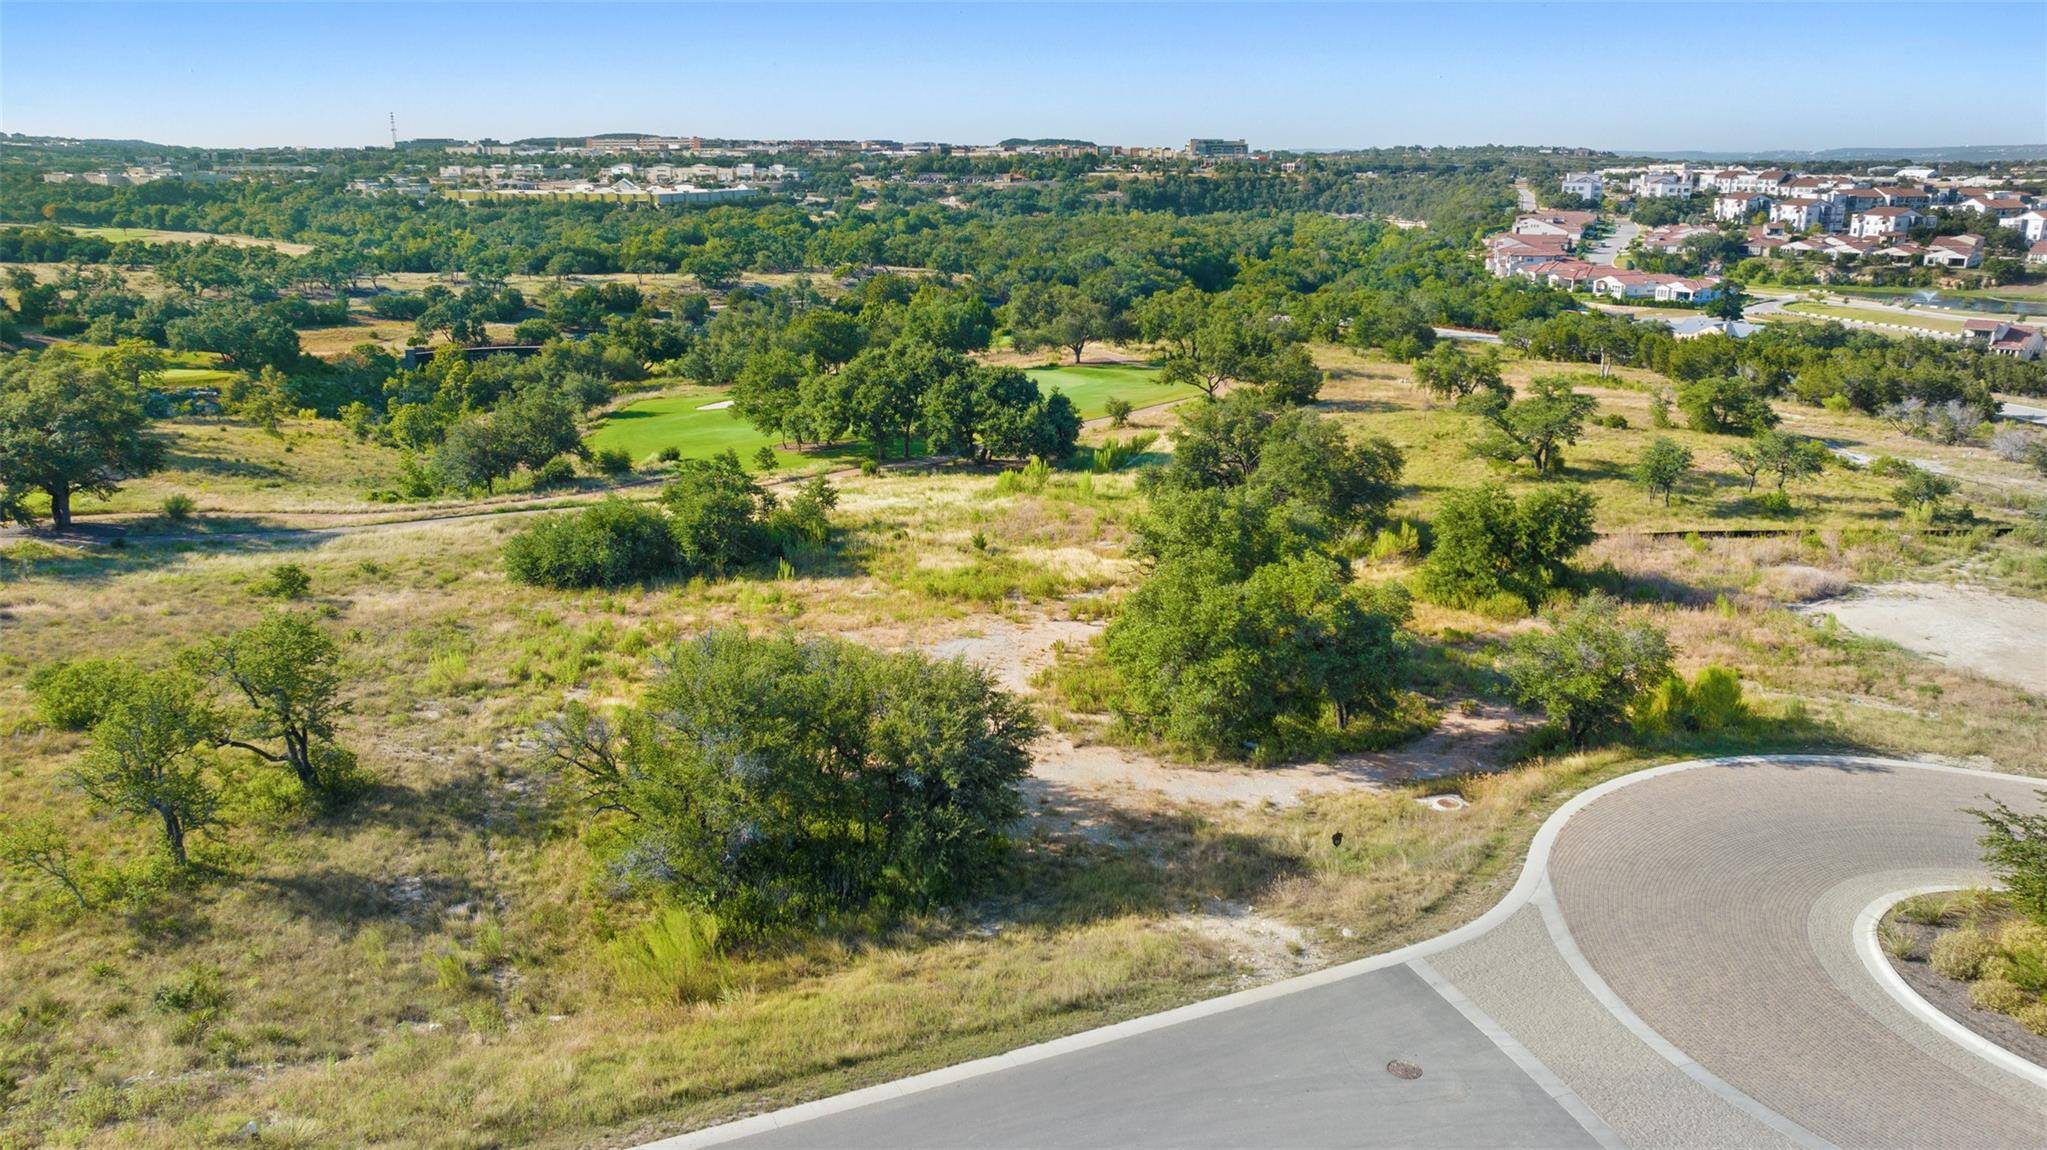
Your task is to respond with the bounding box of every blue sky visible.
[4,2,2043,152]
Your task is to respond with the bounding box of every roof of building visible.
[1669,316,1759,338]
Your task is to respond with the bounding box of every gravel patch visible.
[1800,582,2047,695]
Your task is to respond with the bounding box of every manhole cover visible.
[1386,1059,1423,1080]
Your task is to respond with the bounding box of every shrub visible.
[153,965,228,1043]
[764,475,838,553]
[1896,894,1950,926]
[1893,467,1958,517]
[160,494,197,521]
[532,456,578,489]
[27,658,143,731]
[656,445,681,463]
[1687,665,1748,730]
[752,445,778,471]
[1368,519,1422,562]
[1970,796,2047,924]
[1969,977,2030,1015]
[594,446,634,475]
[662,452,774,573]
[1502,593,1672,747]
[995,455,1051,495]
[253,563,312,600]
[1104,550,1409,757]
[503,499,680,589]
[1930,927,1996,980]
[608,907,725,1005]
[1105,397,1133,427]
[539,631,1038,928]
[1090,432,1158,473]
[859,457,880,476]
[1752,490,1794,517]
[2017,1001,2047,1037]
[1416,483,1597,608]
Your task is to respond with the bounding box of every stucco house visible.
[1849,206,1924,238]
[1923,234,1985,269]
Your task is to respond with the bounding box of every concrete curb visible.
[633,754,2043,1149]
[1408,957,1627,1150]
[1854,886,2047,1093]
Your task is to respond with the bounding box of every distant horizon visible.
[9,128,2046,163]
[4,2,2043,153]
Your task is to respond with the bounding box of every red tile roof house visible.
[1654,275,1724,303]
[1590,270,1665,299]
[1511,210,1599,241]
[1736,168,1791,194]
[1965,320,2045,361]
[1826,187,1887,213]
[1637,223,1718,252]
[1770,197,1838,232]
[2028,240,2047,266]
[1590,270,1719,301]
[1850,206,1924,237]
[1517,258,1604,291]
[1484,232,1574,276]
[1959,195,2029,218]
[1746,224,1790,255]
[1923,234,1986,269]
[1716,193,1770,222]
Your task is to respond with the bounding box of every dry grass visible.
[1309,344,2019,533]
[7,382,2047,1147]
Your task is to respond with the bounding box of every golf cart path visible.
[639,756,2047,1149]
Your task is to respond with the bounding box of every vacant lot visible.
[1801,582,2047,695]
[7,341,2047,1148]
[1312,347,2025,532]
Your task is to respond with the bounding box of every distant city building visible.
[448,181,761,207]
[1560,172,1603,200]
[1186,138,1249,159]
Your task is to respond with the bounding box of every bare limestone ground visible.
[1800,582,2047,696]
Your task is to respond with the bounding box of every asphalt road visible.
[649,758,2047,1150]
[721,964,1603,1150]
[1583,220,1639,267]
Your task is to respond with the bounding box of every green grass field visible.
[1023,362,1197,417]
[589,366,1191,467]
[1781,301,1966,334]
[159,367,237,386]
[588,388,799,463]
